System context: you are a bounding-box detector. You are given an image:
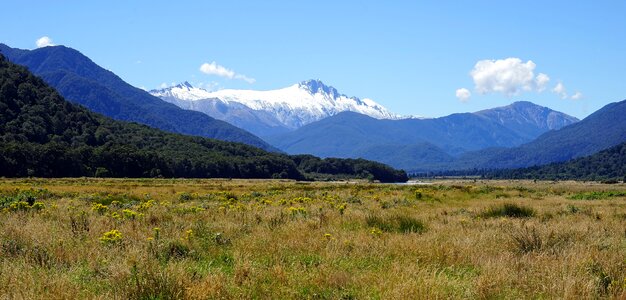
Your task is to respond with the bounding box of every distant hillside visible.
[0,43,276,151]
[268,111,520,156]
[154,84,290,137]
[474,101,579,140]
[352,143,454,171]
[485,142,626,181]
[0,54,407,182]
[150,80,401,137]
[266,102,578,170]
[450,99,626,170]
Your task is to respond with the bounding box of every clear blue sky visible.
[2,1,625,119]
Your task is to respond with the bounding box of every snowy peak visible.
[150,82,213,101]
[178,81,193,89]
[298,79,340,98]
[150,80,402,132]
[292,79,401,119]
[297,79,372,108]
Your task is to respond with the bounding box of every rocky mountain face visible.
[150,80,401,137]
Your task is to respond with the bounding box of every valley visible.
[2,42,624,179]
[0,178,624,299]
[1,2,625,300]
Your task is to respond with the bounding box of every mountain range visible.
[485,141,626,181]
[149,79,591,172]
[448,98,626,171]
[150,80,402,137]
[264,101,579,170]
[0,53,407,182]
[0,43,276,151]
[2,42,623,178]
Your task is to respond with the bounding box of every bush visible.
[480,203,535,218]
[397,216,427,233]
[510,226,543,253]
[164,240,190,261]
[600,179,619,184]
[366,214,427,234]
[94,167,110,178]
[126,263,187,300]
[509,225,573,254]
[569,191,626,200]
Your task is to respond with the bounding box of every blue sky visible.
[2,1,625,119]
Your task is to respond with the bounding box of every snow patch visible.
[150,80,407,129]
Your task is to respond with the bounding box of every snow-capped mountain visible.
[150,80,402,137]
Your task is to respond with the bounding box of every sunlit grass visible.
[0,178,625,299]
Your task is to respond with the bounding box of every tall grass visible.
[479,203,536,218]
[0,178,624,299]
[366,214,427,234]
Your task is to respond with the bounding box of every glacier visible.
[150,79,403,135]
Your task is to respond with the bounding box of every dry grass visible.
[0,178,625,299]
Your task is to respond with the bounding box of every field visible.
[0,178,625,299]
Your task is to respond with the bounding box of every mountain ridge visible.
[150,80,402,137]
[485,141,626,181]
[0,54,408,182]
[0,43,277,151]
[475,101,579,140]
[448,98,626,171]
[265,101,579,170]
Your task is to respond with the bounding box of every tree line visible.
[0,55,407,182]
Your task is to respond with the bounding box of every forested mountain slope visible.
[0,54,407,182]
[0,43,276,151]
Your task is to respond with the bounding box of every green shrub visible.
[178,192,192,201]
[480,203,535,218]
[366,214,427,234]
[365,215,394,232]
[509,225,573,255]
[569,191,626,200]
[396,216,427,233]
[94,167,110,178]
[126,263,186,300]
[164,240,190,261]
[510,226,543,253]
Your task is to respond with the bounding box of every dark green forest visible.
[446,99,626,171]
[0,43,276,151]
[292,155,409,183]
[484,142,626,181]
[0,55,407,182]
[412,141,626,181]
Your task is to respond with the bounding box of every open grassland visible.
[0,178,625,299]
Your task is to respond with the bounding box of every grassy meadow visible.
[0,178,625,299]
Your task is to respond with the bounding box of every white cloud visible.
[199,61,255,83]
[35,36,54,48]
[471,58,549,97]
[571,91,583,100]
[200,62,235,78]
[455,88,471,102]
[233,74,256,84]
[463,57,582,100]
[195,81,220,91]
[535,73,550,92]
[552,82,567,99]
